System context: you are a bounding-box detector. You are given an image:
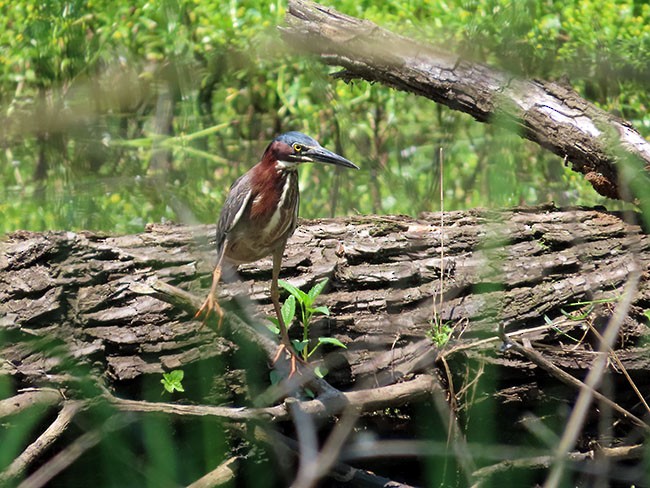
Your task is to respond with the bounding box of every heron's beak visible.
[306,146,359,170]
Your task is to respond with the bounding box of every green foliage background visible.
[2,0,649,234]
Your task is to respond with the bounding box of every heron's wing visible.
[215,173,253,254]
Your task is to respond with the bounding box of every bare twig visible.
[0,389,63,419]
[473,453,591,485]
[186,456,239,488]
[471,443,644,486]
[439,146,444,313]
[587,322,650,415]
[441,317,579,359]
[497,329,649,434]
[259,427,418,488]
[106,374,438,422]
[17,414,132,488]
[291,405,360,488]
[0,400,84,484]
[288,398,320,488]
[542,268,642,488]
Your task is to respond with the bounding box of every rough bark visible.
[2,207,648,385]
[280,0,650,201]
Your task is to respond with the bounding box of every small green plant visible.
[560,296,621,320]
[426,316,453,347]
[161,370,185,394]
[268,278,346,375]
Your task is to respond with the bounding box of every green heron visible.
[196,131,358,371]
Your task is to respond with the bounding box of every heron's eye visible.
[292,143,303,153]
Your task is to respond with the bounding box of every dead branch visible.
[0,389,63,418]
[106,373,439,422]
[0,400,84,485]
[281,0,650,201]
[186,457,239,488]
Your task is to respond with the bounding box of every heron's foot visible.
[194,294,225,329]
[272,343,306,378]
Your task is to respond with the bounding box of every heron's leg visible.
[195,245,227,328]
[271,247,290,346]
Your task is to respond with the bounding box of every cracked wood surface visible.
[1,207,649,390]
[281,0,650,201]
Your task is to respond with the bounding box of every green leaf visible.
[643,310,650,322]
[292,339,308,353]
[560,307,591,320]
[282,295,296,327]
[265,320,280,335]
[161,369,185,393]
[279,280,309,304]
[317,337,347,349]
[304,387,316,398]
[308,278,329,302]
[313,365,328,378]
[310,305,330,316]
[269,370,283,385]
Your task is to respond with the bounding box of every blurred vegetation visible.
[1,0,649,234]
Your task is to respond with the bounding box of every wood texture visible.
[2,207,648,388]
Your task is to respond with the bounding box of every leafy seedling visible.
[268,278,346,369]
[161,370,185,394]
[427,316,453,347]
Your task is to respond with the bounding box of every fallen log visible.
[2,206,648,385]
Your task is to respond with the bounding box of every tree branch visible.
[105,374,439,422]
[281,0,650,201]
[0,400,84,485]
